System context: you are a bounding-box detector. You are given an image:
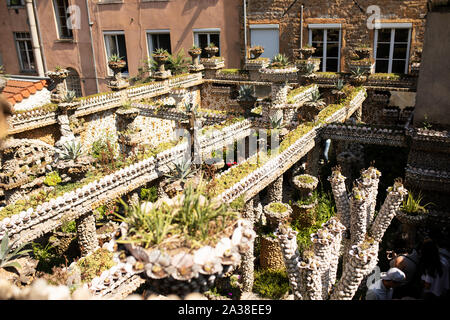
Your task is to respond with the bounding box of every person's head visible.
[419,238,443,277]
[392,237,410,255]
[0,94,12,140]
[381,267,406,289]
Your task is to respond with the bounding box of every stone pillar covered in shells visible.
[298,256,322,300]
[267,175,283,203]
[275,224,302,300]
[76,213,99,256]
[330,240,379,300]
[360,167,381,226]
[369,180,408,242]
[322,217,346,294]
[240,199,255,293]
[311,228,333,299]
[328,167,350,229]
[349,184,369,248]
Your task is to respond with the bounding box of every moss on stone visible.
[268,202,288,213]
[253,269,289,299]
[77,248,115,283]
[295,175,315,184]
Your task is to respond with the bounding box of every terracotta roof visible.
[1,79,48,106]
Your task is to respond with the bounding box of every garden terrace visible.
[321,123,408,147]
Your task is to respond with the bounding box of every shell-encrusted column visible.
[76,213,99,256]
[253,194,264,224]
[306,144,321,177]
[267,175,283,203]
[240,199,255,293]
[299,256,322,300]
[276,225,302,300]
[369,180,407,242]
[311,228,333,299]
[349,184,368,247]
[360,167,381,226]
[328,168,350,229]
[322,217,346,294]
[271,82,289,107]
[330,241,378,300]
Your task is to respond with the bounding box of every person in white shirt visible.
[366,268,406,300]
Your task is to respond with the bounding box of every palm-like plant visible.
[167,49,189,75]
[59,140,83,161]
[1,232,31,272]
[238,85,255,101]
[271,54,290,68]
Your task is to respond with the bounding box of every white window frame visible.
[52,0,73,39]
[308,24,342,72]
[103,31,128,76]
[7,0,25,8]
[193,28,221,54]
[146,29,171,57]
[374,23,412,74]
[14,32,34,72]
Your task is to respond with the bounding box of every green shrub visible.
[61,220,76,233]
[253,269,290,299]
[77,248,115,283]
[44,171,62,186]
[140,186,158,202]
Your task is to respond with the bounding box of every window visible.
[147,30,171,56]
[7,0,24,7]
[194,29,220,58]
[66,68,82,97]
[374,24,412,74]
[250,24,279,59]
[53,0,73,39]
[104,32,128,75]
[308,24,342,72]
[14,32,35,72]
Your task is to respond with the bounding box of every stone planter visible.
[396,210,427,225]
[259,235,286,271]
[117,218,255,296]
[292,200,318,228]
[249,46,264,60]
[116,107,140,120]
[348,58,375,75]
[292,174,318,198]
[201,57,225,69]
[259,67,298,82]
[107,60,129,90]
[204,46,219,58]
[188,48,204,72]
[300,47,316,60]
[296,58,320,73]
[47,69,69,103]
[350,75,368,87]
[58,101,80,112]
[354,47,372,60]
[263,202,292,227]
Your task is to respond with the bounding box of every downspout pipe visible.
[300,4,304,49]
[25,0,44,77]
[32,0,47,73]
[85,0,99,93]
[244,0,248,64]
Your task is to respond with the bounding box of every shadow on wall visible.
[176,0,220,52]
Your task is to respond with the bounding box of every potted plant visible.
[398,192,430,225]
[204,42,219,58]
[354,44,372,60]
[260,202,292,271]
[249,45,264,59]
[350,67,368,86]
[237,85,257,112]
[260,54,298,82]
[300,45,316,60]
[108,54,126,71]
[301,91,326,122]
[152,49,170,72]
[331,79,346,102]
[47,67,70,103]
[58,90,80,111]
[269,54,290,69]
[188,45,202,67]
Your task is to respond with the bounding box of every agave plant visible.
[351,67,367,77]
[207,42,217,48]
[184,102,196,114]
[108,54,124,63]
[238,85,255,102]
[62,90,77,103]
[305,91,326,109]
[269,113,285,130]
[271,54,289,68]
[59,140,83,161]
[164,158,196,184]
[334,79,345,91]
[1,232,31,272]
[304,62,316,76]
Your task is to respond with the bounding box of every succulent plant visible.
[190,44,200,50]
[62,90,77,103]
[269,113,285,130]
[108,54,124,63]
[153,48,169,56]
[184,102,196,114]
[1,232,31,272]
[207,42,217,48]
[271,54,290,68]
[305,91,326,108]
[238,85,255,102]
[334,79,345,91]
[164,158,196,184]
[59,140,83,161]
[351,67,368,77]
[304,63,316,76]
